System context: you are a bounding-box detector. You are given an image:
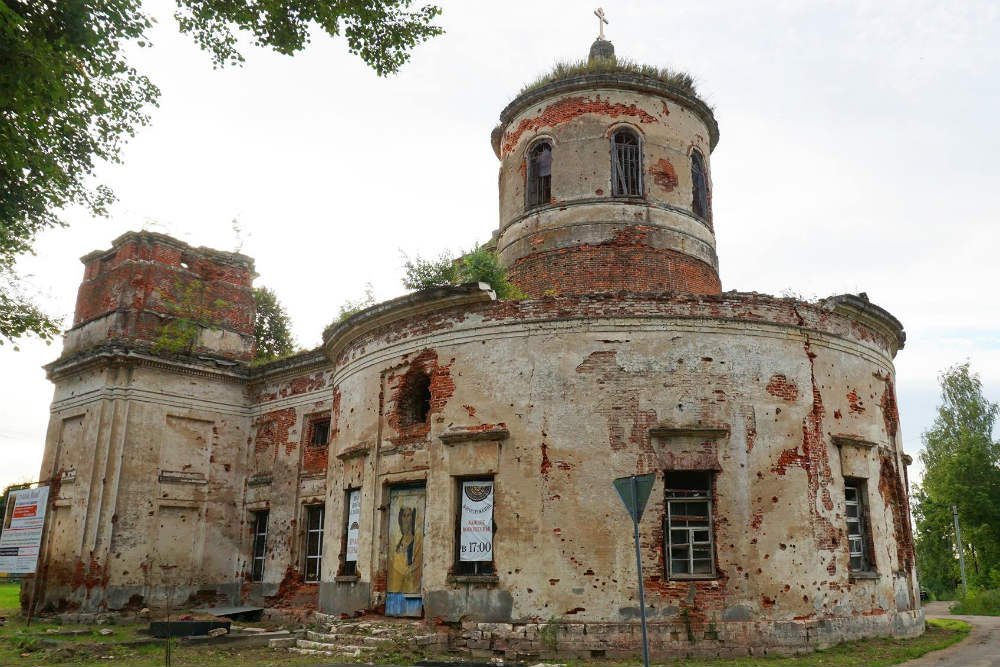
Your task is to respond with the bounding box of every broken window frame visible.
[341,488,360,577]
[250,510,268,582]
[304,504,324,583]
[397,370,432,428]
[525,140,553,209]
[611,128,643,197]
[453,476,496,576]
[308,417,331,447]
[691,149,710,219]
[664,471,716,579]
[845,479,875,572]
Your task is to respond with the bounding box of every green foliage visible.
[400,251,458,291]
[0,582,19,611]
[913,363,1000,597]
[519,56,700,100]
[539,616,561,652]
[0,1,442,346]
[337,283,377,321]
[151,279,227,357]
[173,1,443,75]
[401,247,526,300]
[252,286,296,364]
[950,587,1000,615]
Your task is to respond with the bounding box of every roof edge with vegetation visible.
[494,57,718,156]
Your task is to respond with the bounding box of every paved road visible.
[901,601,1000,666]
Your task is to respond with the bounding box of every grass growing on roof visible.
[519,56,701,100]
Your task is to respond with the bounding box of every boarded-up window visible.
[845,480,875,572]
[612,130,642,196]
[341,489,361,576]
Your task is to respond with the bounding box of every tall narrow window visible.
[454,478,495,575]
[691,149,709,218]
[611,129,642,196]
[845,481,874,572]
[526,141,552,208]
[665,471,714,578]
[342,489,361,576]
[250,510,268,582]
[304,505,324,582]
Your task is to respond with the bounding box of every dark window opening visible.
[341,488,361,576]
[612,130,643,197]
[309,418,331,447]
[398,371,432,428]
[526,141,552,208]
[845,480,875,572]
[454,478,496,576]
[304,505,324,582]
[691,149,710,219]
[250,510,268,582]
[664,471,714,578]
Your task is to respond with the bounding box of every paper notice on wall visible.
[460,481,493,562]
[345,489,361,562]
[0,486,50,574]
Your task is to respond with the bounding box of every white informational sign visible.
[460,481,493,562]
[345,489,361,562]
[0,486,50,574]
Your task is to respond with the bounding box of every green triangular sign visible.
[613,474,656,523]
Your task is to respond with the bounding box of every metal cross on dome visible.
[594,7,609,40]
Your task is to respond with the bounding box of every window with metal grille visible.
[665,471,714,578]
[250,510,268,582]
[526,141,552,208]
[304,505,324,582]
[691,149,709,218]
[845,481,874,571]
[309,418,330,447]
[611,129,643,196]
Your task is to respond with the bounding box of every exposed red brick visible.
[766,374,799,402]
[510,227,722,297]
[502,96,659,156]
[846,389,866,414]
[649,158,679,191]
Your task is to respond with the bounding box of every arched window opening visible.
[611,130,642,197]
[691,150,710,219]
[398,371,432,427]
[526,141,552,208]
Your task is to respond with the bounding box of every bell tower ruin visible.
[492,38,721,298]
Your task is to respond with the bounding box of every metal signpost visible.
[613,473,655,667]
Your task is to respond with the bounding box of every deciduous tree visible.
[913,363,1000,595]
[0,0,442,345]
[252,286,295,364]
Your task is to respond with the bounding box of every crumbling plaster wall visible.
[245,359,333,602]
[39,360,250,610]
[320,292,919,645]
[495,85,720,296]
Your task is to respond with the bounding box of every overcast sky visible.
[3,0,998,491]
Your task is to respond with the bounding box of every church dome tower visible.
[491,39,721,298]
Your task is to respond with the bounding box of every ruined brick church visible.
[35,35,923,656]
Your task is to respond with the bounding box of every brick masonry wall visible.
[509,229,722,297]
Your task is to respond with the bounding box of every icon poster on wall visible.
[460,481,493,562]
[345,489,361,562]
[0,486,50,574]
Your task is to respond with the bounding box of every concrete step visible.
[289,647,335,657]
[296,639,377,654]
[307,630,393,644]
[268,637,298,648]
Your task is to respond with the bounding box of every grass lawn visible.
[0,597,972,667]
[0,581,20,610]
